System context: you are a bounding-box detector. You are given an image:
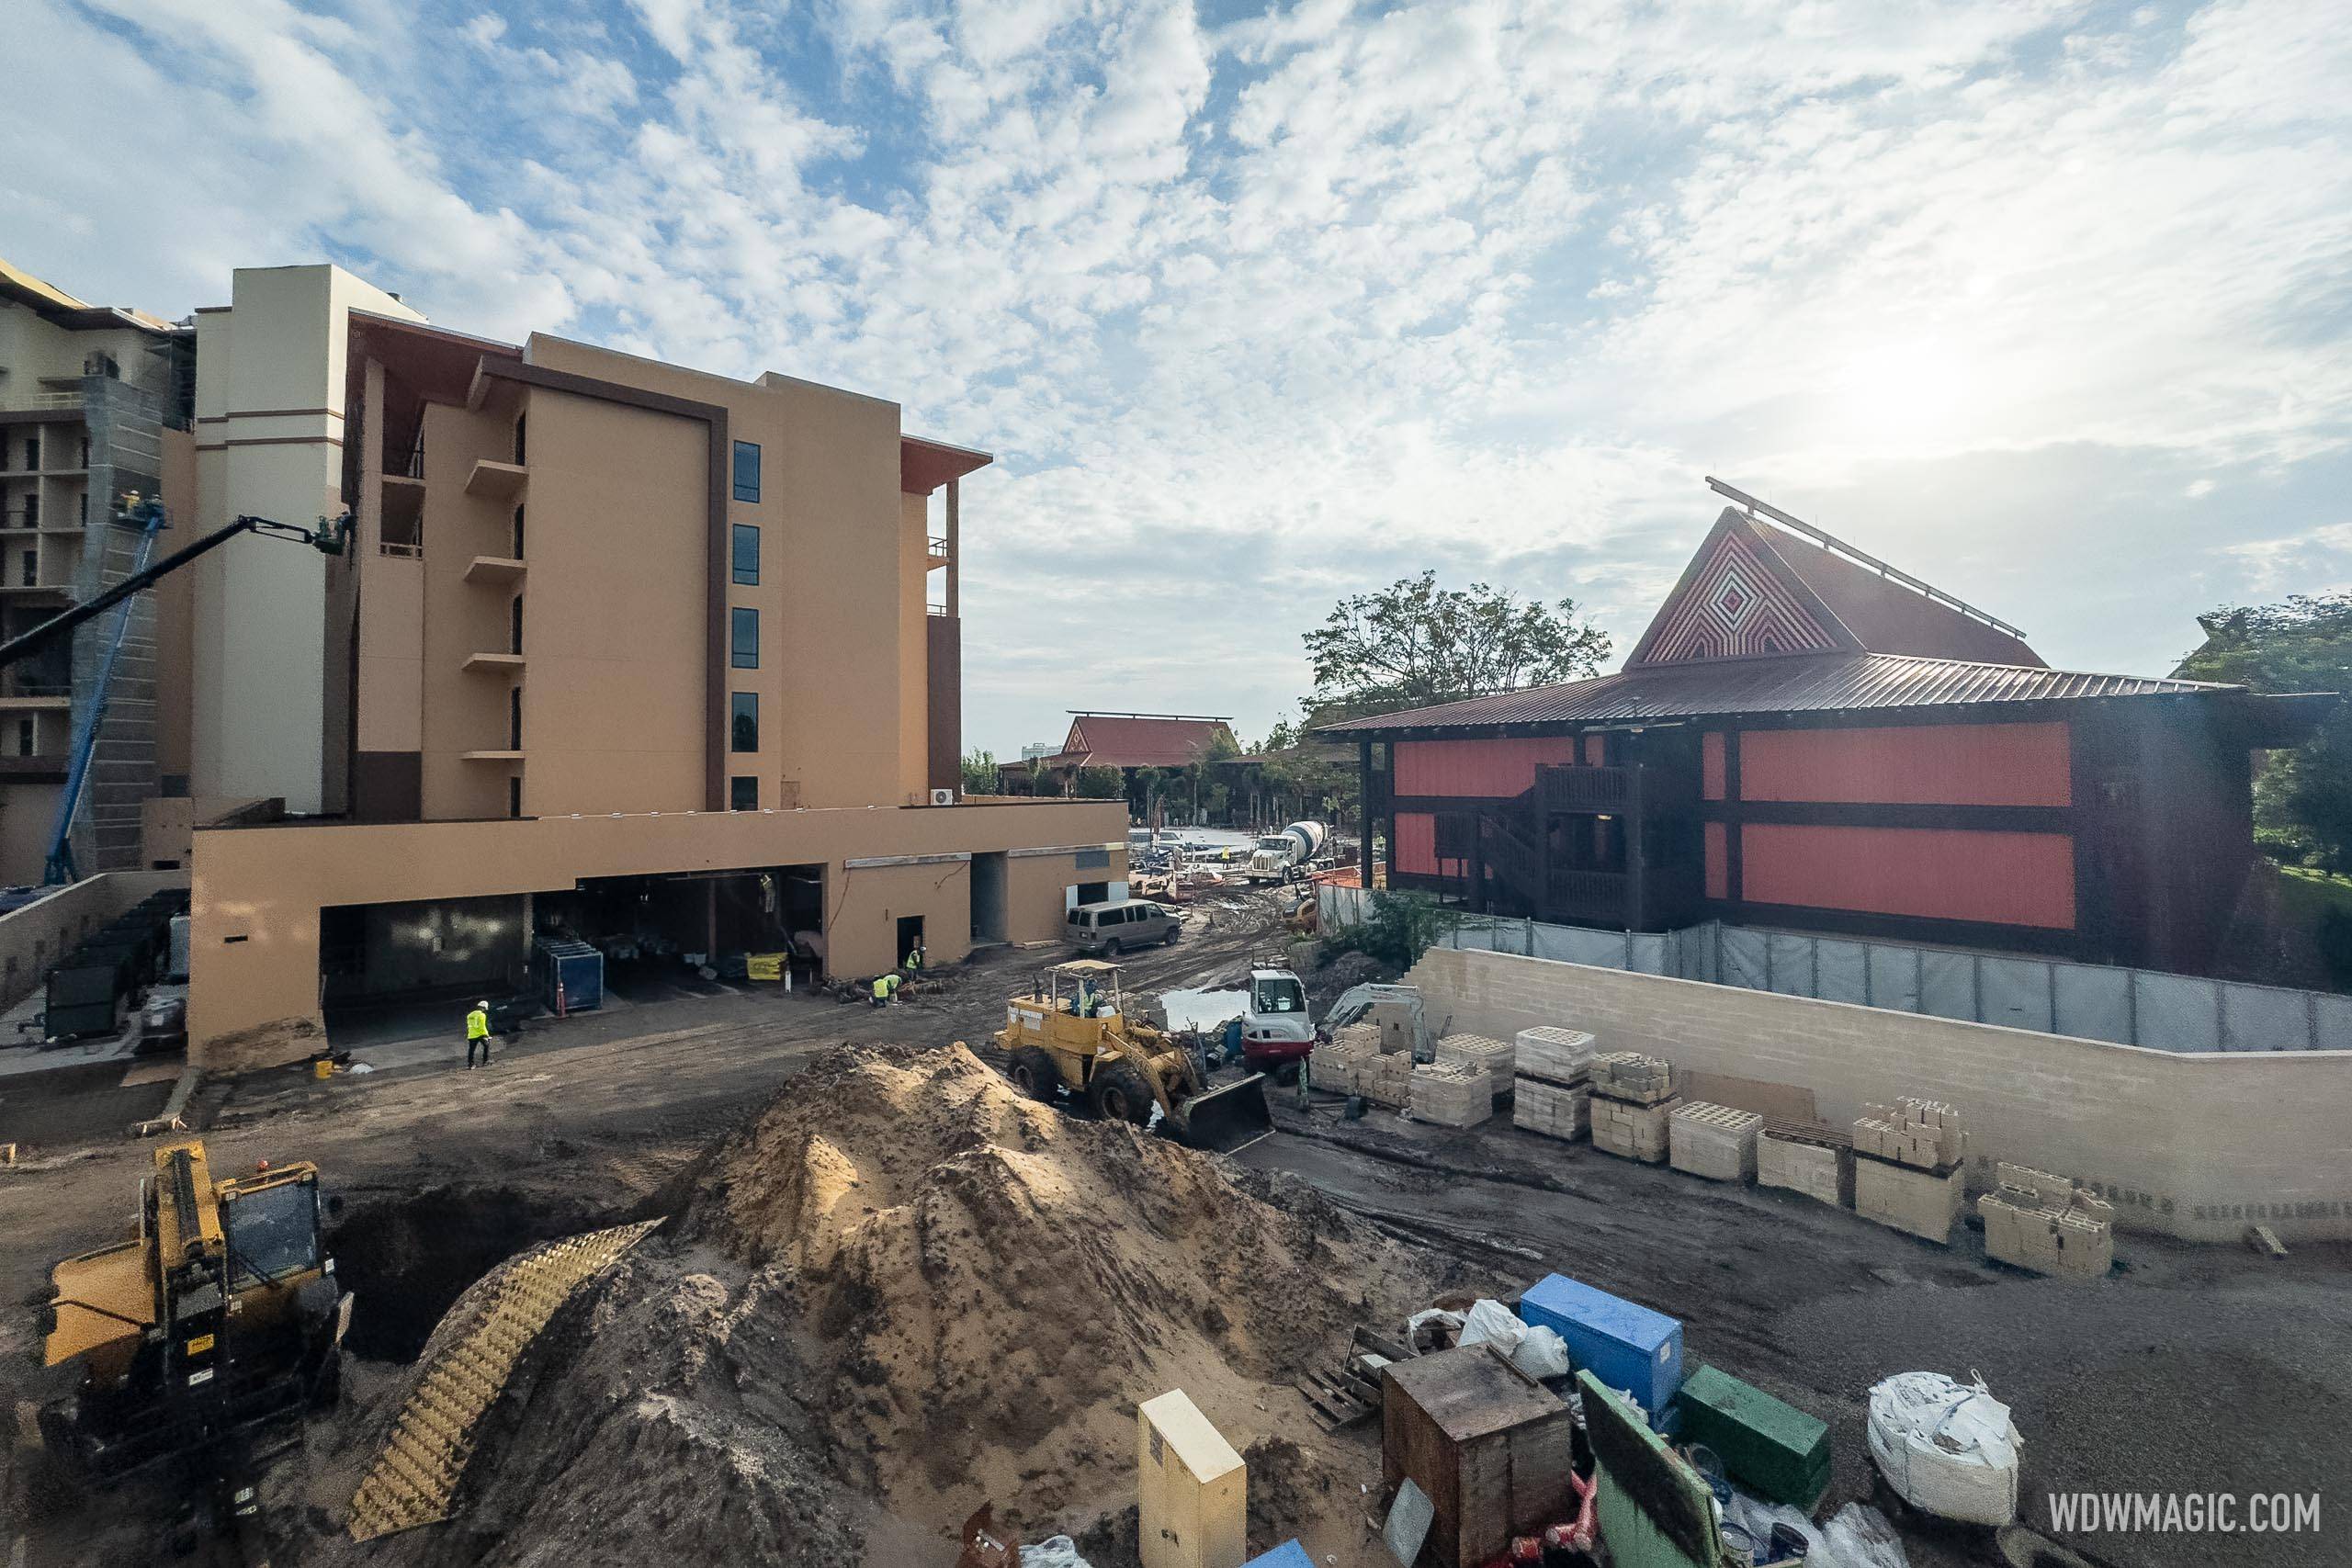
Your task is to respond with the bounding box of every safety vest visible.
[906,948,922,971]
[466,1007,490,1040]
[872,976,892,1000]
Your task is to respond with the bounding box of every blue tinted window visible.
[730,606,758,669]
[732,440,761,502]
[730,692,758,752]
[731,523,759,584]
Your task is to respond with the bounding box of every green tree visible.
[1305,571,1611,716]
[959,749,1000,796]
[1073,765,1126,800]
[2177,599,2352,870]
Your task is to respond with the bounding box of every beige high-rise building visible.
[159,276,1123,1068]
[0,260,187,884]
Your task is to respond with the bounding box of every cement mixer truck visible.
[1244,821,1328,885]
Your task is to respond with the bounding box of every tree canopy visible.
[1303,571,1611,716]
[959,749,999,796]
[2177,597,2352,872]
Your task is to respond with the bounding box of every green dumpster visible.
[1671,1363,1831,1511]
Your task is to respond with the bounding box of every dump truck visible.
[1244,821,1327,884]
[38,1138,349,1537]
[995,959,1274,1154]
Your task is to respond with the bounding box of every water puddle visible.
[1158,987,1248,1031]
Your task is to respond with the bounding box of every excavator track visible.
[345,1219,662,1542]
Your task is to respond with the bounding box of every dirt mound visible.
[694,1043,1431,1527]
[332,1043,1433,1562]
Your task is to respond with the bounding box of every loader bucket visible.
[1175,1073,1274,1155]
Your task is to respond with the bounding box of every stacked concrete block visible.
[1854,1157,1966,1244]
[1591,1052,1676,1106]
[1306,1026,1378,1097]
[1979,1163,2116,1280]
[1852,1098,1968,1172]
[1408,1062,1492,1128]
[1514,1026,1596,1083]
[1592,1094,1678,1163]
[1434,1032,1515,1100]
[1758,1123,1854,1209]
[1669,1101,1762,1182]
[1514,1079,1590,1142]
[1358,1050,1414,1109]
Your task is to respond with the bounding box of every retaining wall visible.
[0,869,189,1012]
[1403,945,2352,1244]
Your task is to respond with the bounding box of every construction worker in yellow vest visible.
[869,973,900,1008]
[466,1000,492,1069]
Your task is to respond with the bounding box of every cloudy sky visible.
[9,0,2350,753]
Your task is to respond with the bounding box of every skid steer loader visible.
[994,960,1274,1154]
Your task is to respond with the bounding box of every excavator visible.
[38,1138,350,1544]
[994,959,1274,1154]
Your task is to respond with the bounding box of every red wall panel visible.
[1583,733,1606,765]
[1392,813,1470,879]
[1704,821,1728,899]
[1737,722,2071,807]
[1740,824,2076,929]
[1702,731,1725,801]
[1395,738,1579,797]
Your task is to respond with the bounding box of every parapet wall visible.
[1403,945,2352,1244]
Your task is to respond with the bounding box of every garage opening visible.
[321,895,528,1035]
[534,863,828,999]
[970,852,1008,944]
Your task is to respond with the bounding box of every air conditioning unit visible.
[929,788,956,807]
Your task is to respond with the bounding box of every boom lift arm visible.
[2,496,350,884]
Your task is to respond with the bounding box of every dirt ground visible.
[2,887,2346,1567]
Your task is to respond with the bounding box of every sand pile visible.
[694,1043,1434,1523]
[329,1043,1436,1564]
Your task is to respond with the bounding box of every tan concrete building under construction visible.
[180,287,1123,1068]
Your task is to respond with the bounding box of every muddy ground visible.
[2,887,2346,1567]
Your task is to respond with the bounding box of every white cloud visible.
[4,0,2349,747]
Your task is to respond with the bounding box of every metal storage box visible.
[1137,1389,1246,1568]
[534,938,604,1011]
[1381,1343,1574,1568]
[1671,1363,1830,1509]
[1518,1272,1683,1418]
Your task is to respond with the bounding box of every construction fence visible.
[1316,885,2352,1055]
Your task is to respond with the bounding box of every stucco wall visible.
[188,800,1123,1070]
[1404,944,2352,1244]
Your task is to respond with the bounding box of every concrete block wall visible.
[1403,946,2352,1244]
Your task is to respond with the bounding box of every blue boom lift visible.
[0,495,351,883]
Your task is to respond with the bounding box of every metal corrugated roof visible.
[1316,653,2244,736]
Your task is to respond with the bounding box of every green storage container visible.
[1671,1364,1830,1510]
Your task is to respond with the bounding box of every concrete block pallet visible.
[1591,1052,1675,1106]
[1668,1101,1761,1182]
[1853,1097,1968,1174]
[1853,1155,1965,1244]
[1514,1026,1596,1082]
[1758,1120,1854,1208]
[1591,1092,1677,1163]
[1512,1078,1589,1143]
[1980,1161,2116,1280]
[1408,1063,1491,1128]
[1434,1032,1514,1100]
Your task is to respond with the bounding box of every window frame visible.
[729,775,759,811]
[730,605,759,670]
[730,523,760,585]
[731,440,762,503]
[730,691,759,753]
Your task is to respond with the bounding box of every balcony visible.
[464,458,527,501]
[462,651,526,675]
[463,556,526,586]
[1544,867,1630,924]
[1535,762,1696,816]
[927,534,951,563]
[460,750,526,763]
[0,391,83,414]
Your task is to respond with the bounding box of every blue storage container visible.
[1241,1543,1314,1568]
[1518,1272,1683,1417]
[535,938,604,1011]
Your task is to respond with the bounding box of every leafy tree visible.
[1073,764,1126,800]
[2177,598,2352,871]
[1321,890,1457,969]
[959,749,999,796]
[1304,571,1611,716]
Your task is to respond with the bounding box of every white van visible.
[1067,897,1182,956]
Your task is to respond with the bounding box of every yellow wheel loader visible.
[994,960,1274,1154]
[36,1139,350,1532]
